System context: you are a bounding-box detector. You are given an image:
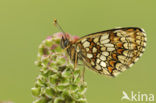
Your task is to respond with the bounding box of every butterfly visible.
[54,20,147,77]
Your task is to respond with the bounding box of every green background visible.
[0,0,155,103]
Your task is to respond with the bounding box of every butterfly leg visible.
[74,52,78,69]
[81,65,86,82]
[77,63,86,82]
[73,51,85,82]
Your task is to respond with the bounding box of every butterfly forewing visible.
[75,27,146,77]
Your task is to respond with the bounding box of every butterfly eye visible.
[61,37,69,49]
[64,40,69,47]
[61,37,65,48]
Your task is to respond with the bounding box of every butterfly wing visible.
[75,27,147,77]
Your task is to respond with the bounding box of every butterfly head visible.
[60,34,70,49]
[53,19,79,49]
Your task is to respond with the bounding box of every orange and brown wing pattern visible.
[76,27,147,77]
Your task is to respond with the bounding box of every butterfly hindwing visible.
[75,27,146,77]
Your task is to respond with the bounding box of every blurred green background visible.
[0,0,156,103]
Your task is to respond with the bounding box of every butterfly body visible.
[61,27,147,77]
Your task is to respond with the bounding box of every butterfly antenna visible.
[53,19,66,39]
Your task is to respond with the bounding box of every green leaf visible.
[31,87,41,96]
[54,97,64,103]
[45,87,56,97]
[33,97,48,103]
[70,84,78,92]
[79,85,87,95]
[62,69,71,77]
[57,84,68,91]
[45,40,53,47]
[49,74,58,84]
